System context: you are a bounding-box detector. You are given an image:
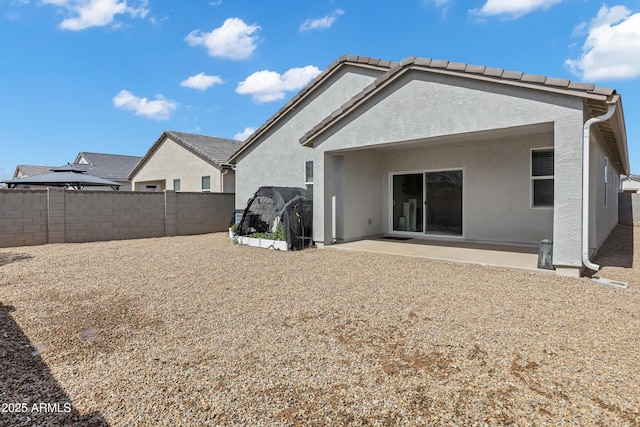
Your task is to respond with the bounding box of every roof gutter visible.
[582,102,616,272]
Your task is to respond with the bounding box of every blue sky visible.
[1,0,639,180]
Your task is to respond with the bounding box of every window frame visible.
[530,147,554,209]
[201,175,211,192]
[604,157,608,207]
[304,160,313,185]
[173,178,181,192]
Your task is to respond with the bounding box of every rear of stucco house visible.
[230,56,630,278]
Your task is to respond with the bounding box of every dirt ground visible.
[1,225,639,426]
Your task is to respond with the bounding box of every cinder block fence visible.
[619,193,640,227]
[0,188,235,248]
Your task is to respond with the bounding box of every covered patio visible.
[326,237,544,272]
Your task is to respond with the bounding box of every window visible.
[604,157,608,206]
[173,179,181,192]
[305,161,313,184]
[201,176,211,192]
[531,149,554,207]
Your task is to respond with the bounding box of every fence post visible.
[47,188,65,244]
[164,190,177,236]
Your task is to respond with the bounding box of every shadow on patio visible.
[0,304,109,426]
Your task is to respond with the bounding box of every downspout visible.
[582,102,616,271]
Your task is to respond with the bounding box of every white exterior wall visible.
[622,178,640,193]
[234,66,385,210]
[312,71,585,267]
[131,137,224,192]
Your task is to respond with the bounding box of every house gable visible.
[228,56,395,164]
[232,60,390,208]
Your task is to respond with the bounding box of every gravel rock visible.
[0,225,639,426]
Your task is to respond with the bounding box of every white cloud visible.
[233,127,256,141]
[180,73,223,91]
[565,5,640,81]
[299,9,344,32]
[112,90,177,120]
[236,65,321,103]
[185,17,260,60]
[424,0,453,7]
[470,0,562,18]
[41,0,149,31]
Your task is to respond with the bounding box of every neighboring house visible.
[73,152,142,191]
[12,152,141,191]
[129,130,241,193]
[621,175,640,193]
[229,55,630,278]
[12,165,53,189]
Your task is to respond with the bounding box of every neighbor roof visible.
[74,152,143,181]
[3,164,121,189]
[13,165,53,179]
[129,130,242,179]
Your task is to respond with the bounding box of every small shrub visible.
[249,223,285,241]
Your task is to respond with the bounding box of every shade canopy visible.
[2,164,121,190]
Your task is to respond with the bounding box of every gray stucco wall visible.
[589,133,621,253]
[312,71,584,266]
[378,129,555,245]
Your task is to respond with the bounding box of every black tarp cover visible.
[238,187,312,250]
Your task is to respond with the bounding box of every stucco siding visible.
[341,151,384,241]
[312,71,584,263]
[234,66,385,212]
[132,137,223,192]
[377,131,554,245]
[312,71,582,153]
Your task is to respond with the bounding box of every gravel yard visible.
[1,225,639,426]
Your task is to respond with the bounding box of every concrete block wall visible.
[619,193,640,227]
[0,189,48,247]
[0,189,235,248]
[176,192,235,235]
[64,191,166,243]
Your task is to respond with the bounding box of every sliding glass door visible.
[392,170,463,236]
[425,170,463,236]
[392,174,423,232]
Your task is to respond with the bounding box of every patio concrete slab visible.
[327,237,545,272]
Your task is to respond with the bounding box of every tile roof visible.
[165,131,241,166]
[74,152,143,180]
[129,130,242,180]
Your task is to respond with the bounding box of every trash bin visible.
[537,239,554,270]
